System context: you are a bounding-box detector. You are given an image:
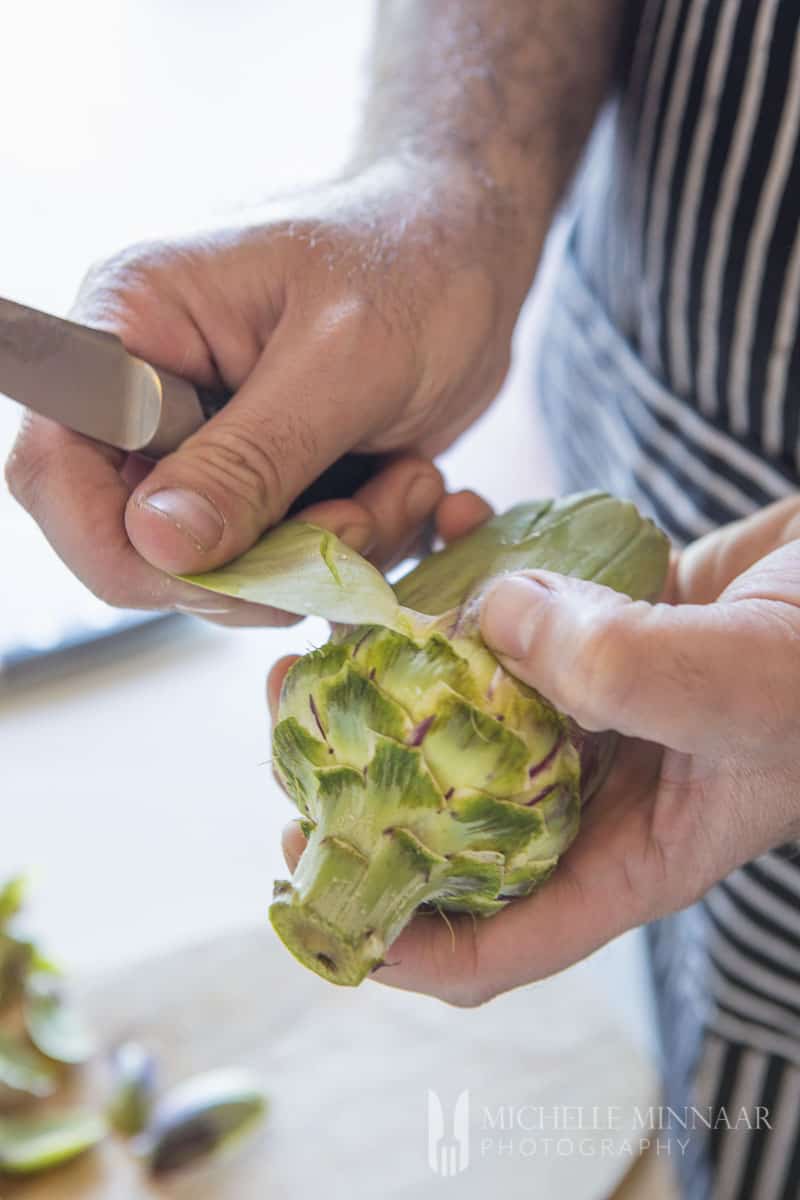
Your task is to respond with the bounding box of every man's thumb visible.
[480,573,635,731]
[480,570,765,757]
[124,353,359,574]
[126,426,280,575]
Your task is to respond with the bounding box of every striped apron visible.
[537,3,800,1197]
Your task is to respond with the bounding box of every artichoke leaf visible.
[0,1033,57,1102]
[107,1042,158,1137]
[0,933,34,1011]
[395,491,669,614]
[138,1068,268,1176]
[395,497,556,614]
[24,976,95,1066]
[178,522,401,628]
[0,1109,107,1176]
[0,878,26,929]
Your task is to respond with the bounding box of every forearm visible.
[352,0,626,291]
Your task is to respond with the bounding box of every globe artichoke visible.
[182,492,669,987]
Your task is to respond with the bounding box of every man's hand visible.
[271,496,800,1006]
[4,164,500,623]
[4,0,623,625]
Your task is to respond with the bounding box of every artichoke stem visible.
[269,825,442,987]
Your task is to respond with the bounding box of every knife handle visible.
[195,387,381,516]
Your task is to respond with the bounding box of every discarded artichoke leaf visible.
[24,976,95,1066]
[138,1068,267,1176]
[27,947,61,977]
[107,1042,158,1137]
[0,1033,57,1102]
[0,934,34,1011]
[178,521,401,628]
[0,1109,107,1175]
[0,878,27,929]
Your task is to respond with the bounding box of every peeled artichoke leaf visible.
[24,977,96,1066]
[0,1033,57,1100]
[141,1068,268,1176]
[178,522,401,628]
[0,933,34,1011]
[107,1042,158,1137]
[0,1109,107,1175]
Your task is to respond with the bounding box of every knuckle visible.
[314,285,386,348]
[91,239,174,288]
[567,609,637,728]
[289,268,419,403]
[186,422,288,521]
[295,270,407,366]
[74,240,177,329]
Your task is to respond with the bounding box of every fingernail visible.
[338,523,374,554]
[481,576,550,659]
[139,489,224,550]
[405,474,443,522]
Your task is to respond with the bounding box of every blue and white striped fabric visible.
[537,3,800,1197]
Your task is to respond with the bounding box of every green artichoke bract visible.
[181,492,669,987]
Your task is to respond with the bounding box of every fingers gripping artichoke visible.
[182,492,669,987]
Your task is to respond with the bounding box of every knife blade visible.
[0,295,379,512]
